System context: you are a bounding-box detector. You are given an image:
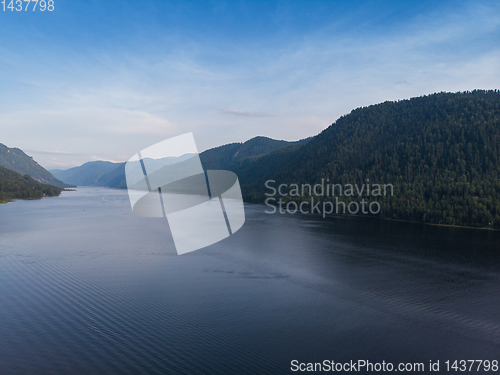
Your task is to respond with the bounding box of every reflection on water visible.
[0,187,499,374]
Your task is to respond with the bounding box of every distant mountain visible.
[95,163,127,188]
[51,161,123,186]
[0,143,71,188]
[56,137,308,188]
[51,155,196,188]
[231,90,500,228]
[0,165,62,203]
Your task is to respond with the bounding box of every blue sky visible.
[0,0,499,169]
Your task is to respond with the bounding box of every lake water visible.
[0,187,499,374]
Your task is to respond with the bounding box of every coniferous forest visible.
[226,90,500,229]
[0,166,62,203]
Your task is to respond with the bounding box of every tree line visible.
[0,165,62,203]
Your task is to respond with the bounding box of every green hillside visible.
[233,90,500,229]
[200,136,311,170]
[0,143,71,188]
[0,165,63,203]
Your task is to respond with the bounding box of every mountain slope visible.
[51,161,123,186]
[0,165,62,203]
[95,163,127,188]
[233,90,500,228]
[0,143,71,188]
[56,136,309,188]
[199,136,311,170]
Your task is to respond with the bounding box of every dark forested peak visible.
[234,90,500,228]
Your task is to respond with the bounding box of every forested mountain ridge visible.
[233,90,500,228]
[195,136,310,170]
[0,165,63,203]
[0,143,72,188]
[53,136,308,188]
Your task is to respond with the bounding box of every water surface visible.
[0,187,499,374]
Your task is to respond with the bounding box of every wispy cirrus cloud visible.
[218,109,273,117]
[25,150,79,155]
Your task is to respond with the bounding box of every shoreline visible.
[252,200,500,232]
[4,186,497,232]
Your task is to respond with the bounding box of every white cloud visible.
[218,109,273,117]
[0,107,179,169]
